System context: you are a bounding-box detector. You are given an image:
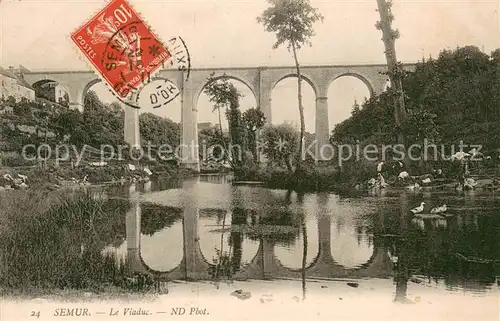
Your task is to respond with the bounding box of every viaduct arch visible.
[21,63,416,171]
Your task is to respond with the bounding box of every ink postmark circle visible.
[136,78,181,109]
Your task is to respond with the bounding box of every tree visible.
[51,109,84,144]
[225,96,246,168]
[257,0,323,173]
[82,91,125,148]
[261,123,300,172]
[7,96,16,105]
[31,107,52,167]
[199,126,228,161]
[330,45,500,178]
[402,106,440,172]
[298,196,307,301]
[402,106,440,147]
[13,102,32,118]
[140,203,183,236]
[375,0,406,144]
[62,93,70,107]
[109,102,123,114]
[351,99,361,116]
[203,74,243,167]
[242,108,266,162]
[139,113,180,149]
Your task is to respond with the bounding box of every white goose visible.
[422,178,432,184]
[17,173,28,183]
[465,178,477,188]
[430,204,447,214]
[4,174,24,187]
[80,175,90,186]
[398,171,409,180]
[17,182,28,189]
[451,151,470,161]
[410,202,425,214]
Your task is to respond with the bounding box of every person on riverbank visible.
[377,161,384,174]
[376,173,388,188]
[433,168,444,179]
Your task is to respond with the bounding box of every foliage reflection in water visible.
[2,174,499,297]
[99,175,500,297]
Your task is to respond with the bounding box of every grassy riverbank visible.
[0,163,198,190]
[0,190,167,295]
[0,283,166,302]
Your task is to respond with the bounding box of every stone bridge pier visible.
[125,178,211,280]
[180,177,211,279]
[125,184,145,274]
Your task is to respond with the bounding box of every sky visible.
[1,0,499,132]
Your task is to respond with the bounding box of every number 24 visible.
[31,311,40,318]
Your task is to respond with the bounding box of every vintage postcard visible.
[0,0,499,320]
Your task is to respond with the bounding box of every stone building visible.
[34,81,70,106]
[0,66,35,103]
[198,122,214,131]
[0,105,14,114]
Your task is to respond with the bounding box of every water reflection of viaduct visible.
[125,182,393,280]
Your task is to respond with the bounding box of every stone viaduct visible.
[21,63,416,171]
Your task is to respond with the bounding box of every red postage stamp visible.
[71,0,170,99]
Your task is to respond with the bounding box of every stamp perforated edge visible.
[67,0,190,108]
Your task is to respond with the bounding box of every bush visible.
[335,159,377,187]
[236,165,340,192]
[1,152,36,167]
[233,163,260,181]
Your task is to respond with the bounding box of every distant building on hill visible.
[198,122,213,131]
[34,81,70,107]
[0,66,35,103]
[4,65,70,107]
[0,105,14,114]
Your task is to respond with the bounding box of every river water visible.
[99,174,500,296]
